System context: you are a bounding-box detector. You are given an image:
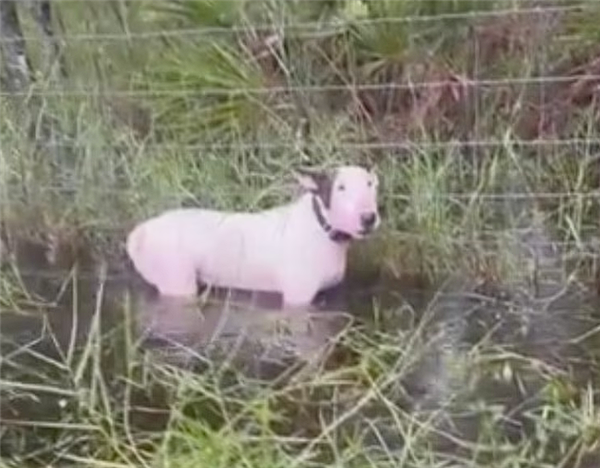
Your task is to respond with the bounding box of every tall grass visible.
[2,0,600,467]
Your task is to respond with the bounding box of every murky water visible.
[1,229,600,465]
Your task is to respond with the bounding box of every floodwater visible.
[1,224,600,466]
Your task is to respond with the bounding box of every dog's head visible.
[295,164,381,241]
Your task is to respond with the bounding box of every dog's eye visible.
[367,181,373,188]
[338,184,346,191]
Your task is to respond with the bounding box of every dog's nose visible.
[361,212,377,229]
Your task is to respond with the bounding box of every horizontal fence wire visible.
[0,4,586,45]
[11,138,600,151]
[2,75,600,97]
[2,231,599,247]
[3,188,600,201]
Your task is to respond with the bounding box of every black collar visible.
[311,195,353,243]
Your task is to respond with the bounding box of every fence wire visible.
[3,185,599,201]
[0,4,585,44]
[4,137,600,150]
[2,74,600,97]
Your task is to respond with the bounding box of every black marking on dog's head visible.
[295,167,336,208]
[315,172,334,209]
[357,160,374,173]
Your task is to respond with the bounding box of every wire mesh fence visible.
[4,5,600,468]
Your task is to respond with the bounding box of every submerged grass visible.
[2,0,600,467]
[2,268,600,467]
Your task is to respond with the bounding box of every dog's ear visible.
[370,167,379,185]
[358,162,379,186]
[357,160,375,173]
[293,167,335,207]
[293,168,330,193]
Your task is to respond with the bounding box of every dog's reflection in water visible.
[134,287,353,374]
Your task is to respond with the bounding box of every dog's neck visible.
[310,194,353,244]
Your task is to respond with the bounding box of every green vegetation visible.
[2,0,600,466]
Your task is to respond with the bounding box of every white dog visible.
[126,165,380,309]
